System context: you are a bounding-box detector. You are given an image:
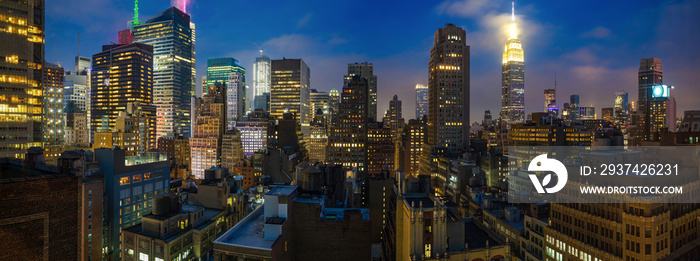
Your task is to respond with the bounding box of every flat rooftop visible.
[215,208,275,250]
[266,185,297,197]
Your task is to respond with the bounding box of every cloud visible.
[263,34,316,54]
[437,0,551,54]
[562,47,600,64]
[296,13,313,29]
[580,26,612,39]
[436,0,497,18]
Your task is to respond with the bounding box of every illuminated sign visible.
[652,85,669,98]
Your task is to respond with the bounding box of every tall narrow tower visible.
[500,2,525,124]
[637,58,663,141]
[424,24,470,158]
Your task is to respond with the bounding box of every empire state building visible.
[501,2,525,124]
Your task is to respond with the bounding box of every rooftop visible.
[0,158,72,184]
[215,207,275,250]
[465,222,501,249]
[266,185,297,197]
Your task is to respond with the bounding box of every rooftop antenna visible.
[509,2,517,39]
[131,0,141,27]
[250,40,263,57]
[77,33,80,57]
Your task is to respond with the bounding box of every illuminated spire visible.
[131,0,141,27]
[509,2,517,39]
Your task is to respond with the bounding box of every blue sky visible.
[46,0,700,123]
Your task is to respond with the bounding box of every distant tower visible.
[614,91,630,127]
[389,95,404,141]
[637,58,664,141]
[415,84,428,120]
[345,62,377,121]
[501,2,525,124]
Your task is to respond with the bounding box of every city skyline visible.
[46,0,698,122]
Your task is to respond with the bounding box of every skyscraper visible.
[569,94,580,120]
[500,3,525,124]
[206,58,245,93]
[425,24,470,157]
[614,91,629,127]
[328,76,369,175]
[310,89,329,120]
[345,62,377,121]
[389,95,404,141]
[637,57,663,141]
[270,58,310,127]
[253,55,271,111]
[205,58,245,129]
[415,84,428,120]
[544,88,556,115]
[90,43,153,136]
[227,71,244,128]
[328,89,340,127]
[133,7,194,138]
[43,62,64,145]
[601,107,614,122]
[64,57,91,114]
[0,0,44,158]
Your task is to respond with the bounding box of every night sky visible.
[46,0,700,123]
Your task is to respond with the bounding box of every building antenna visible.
[250,40,263,57]
[131,0,140,27]
[77,32,80,57]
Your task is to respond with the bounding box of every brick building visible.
[0,148,81,261]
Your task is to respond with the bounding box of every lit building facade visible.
[133,7,194,138]
[579,106,596,120]
[0,0,44,158]
[614,91,629,127]
[206,57,245,128]
[190,84,227,179]
[501,3,525,124]
[94,148,170,261]
[43,62,64,145]
[389,95,404,141]
[235,120,269,158]
[90,42,153,138]
[416,84,428,120]
[637,57,664,141]
[345,62,377,121]
[544,88,557,117]
[328,88,340,127]
[602,107,614,122]
[253,55,271,111]
[310,89,328,122]
[307,124,327,163]
[221,128,245,170]
[397,119,426,177]
[424,24,470,157]
[270,58,310,127]
[157,135,190,179]
[367,123,394,176]
[328,76,369,175]
[64,57,91,142]
[227,71,244,127]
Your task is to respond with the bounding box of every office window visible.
[120,177,131,185]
